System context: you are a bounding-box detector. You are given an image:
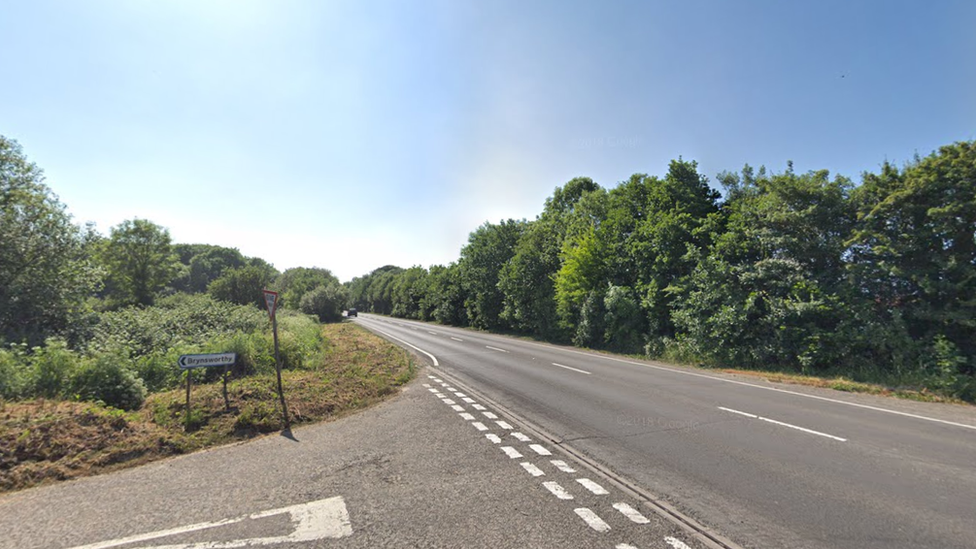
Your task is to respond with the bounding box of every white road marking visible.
[616,545,639,549]
[451,405,465,412]
[486,434,502,443]
[432,393,444,398]
[501,446,523,459]
[432,378,443,383]
[462,397,477,404]
[520,462,545,477]
[472,404,487,411]
[551,460,576,473]
[552,362,592,375]
[445,386,456,391]
[576,478,609,495]
[472,422,489,431]
[665,537,693,549]
[427,388,439,393]
[459,413,476,421]
[512,432,532,442]
[69,497,352,549]
[613,502,650,524]
[482,411,498,419]
[574,508,611,532]
[427,375,436,379]
[719,406,848,442]
[451,337,464,342]
[442,399,456,405]
[543,481,574,500]
[529,444,552,456]
[486,345,510,353]
[495,420,513,430]
[422,383,431,388]
[454,392,466,397]
[428,331,437,335]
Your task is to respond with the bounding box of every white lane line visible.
[471,404,487,411]
[427,388,439,393]
[442,399,456,405]
[486,434,502,444]
[451,337,464,342]
[529,444,552,456]
[453,392,466,397]
[501,446,523,459]
[495,420,514,430]
[522,339,976,432]
[574,508,611,532]
[552,362,592,375]
[445,386,457,391]
[520,462,545,477]
[451,405,465,412]
[551,460,576,473]
[543,481,574,500]
[576,478,609,495]
[719,406,848,442]
[613,502,650,524]
[432,393,444,399]
[432,378,443,383]
[486,345,510,353]
[665,537,693,549]
[459,413,476,421]
[482,411,498,419]
[462,397,477,404]
[616,545,639,549]
[512,432,532,442]
[472,422,489,431]
[427,375,436,379]
[422,383,431,388]
[428,331,437,335]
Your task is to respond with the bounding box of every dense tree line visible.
[0,135,349,407]
[346,143,976,400]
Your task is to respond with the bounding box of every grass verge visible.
[0,323,415,494]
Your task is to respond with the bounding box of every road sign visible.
[178,353,237,369]
[263,289,279,320]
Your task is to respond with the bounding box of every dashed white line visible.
[459,413,475,421]
[495,420,513,430]
[719,406,848,442]
[552,362,592,375]
[472,422,489,431]
[442,399,456,405]
[616,545,639,549]
[450,337,464,342]
[574,508,610,532]
[445,386,456,391]
[613,502,650,524]
[486,434,502,444]
[501,446,523,459]
[451,405,465,412]
[428,331,437,335]
[453,392,466,397]
[422,383,431,388]
[511,432,532,442]
[482,411,498,419]
[462,397,477,404]
[471,404,486,411]
[432,378,443,383]
[543,481,574,500]
[529,444,552,456]
[665,537,693,549]
[577,478,609,495]
[427,388,439,393]
[520,462,545,477]
[551,460,576,473]
[485,345,510,353]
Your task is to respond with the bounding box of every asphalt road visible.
[0,355,705,549]
[353,313,976,549]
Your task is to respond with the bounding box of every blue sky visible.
[3,0,974,282]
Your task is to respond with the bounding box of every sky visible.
[2,0,974,282]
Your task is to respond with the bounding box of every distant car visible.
[347,308,358,317]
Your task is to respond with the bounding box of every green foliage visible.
[28,338,80,399]
[458,219,526,330]
[208,265,278,307]
[99,218,181,307]
[0,345,28,399]
[276,267,339,310]
[603,285,643,353]
[69,352,147,411]
[299,283,348,323]
[0,136,101,346]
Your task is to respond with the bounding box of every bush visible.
[299,284,348,323]
[70,353,147,410]
[29,338,79,399]
[0,345,28,399]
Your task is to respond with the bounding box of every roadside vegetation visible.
[0,135,414,493]
[346,141,976,403]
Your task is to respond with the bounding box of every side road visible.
[0,370,706,549]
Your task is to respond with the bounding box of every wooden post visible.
[185,369,192,431]
[272,315,290,429]
[222,363,230,412]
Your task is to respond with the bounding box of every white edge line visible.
[719,406,847,442]
[552,362,592,375]
[361,325,439,366]
[665,536,694,549]
[485,345,510,353]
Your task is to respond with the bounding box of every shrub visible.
[29,338,79,399]
[299,284,348,323]
[0,345,28,399]
[70,353,147,410]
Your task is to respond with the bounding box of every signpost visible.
[179,353,237,431]
[263,289,290,429]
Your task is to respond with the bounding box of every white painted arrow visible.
[69,496,352,549]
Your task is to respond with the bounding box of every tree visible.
[100,219,180,307]
[275,267,340,310]
[0,136,100,345]
[208,264,278,307]
[457,219,526,330]
[299,283,349,323]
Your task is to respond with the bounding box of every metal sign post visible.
[178,353,237,431]
[263,289,290,429]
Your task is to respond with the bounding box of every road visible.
[353,313,976,549]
